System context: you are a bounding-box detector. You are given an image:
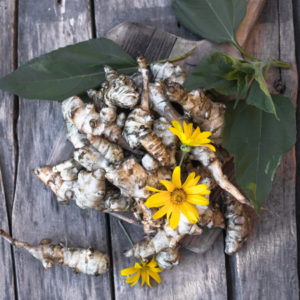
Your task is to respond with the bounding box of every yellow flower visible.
[120,256,164,288]
[169,120,216,151]
[145,166,210,229]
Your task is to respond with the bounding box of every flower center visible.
[170,189,186,204]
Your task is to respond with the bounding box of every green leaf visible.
[0,38,138,101]
[183,52,254,104]
[245,77,277,116]
[171,0,247,45]
[222,96,296,213]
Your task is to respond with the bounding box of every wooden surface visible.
[0,0,299,299]
[227,1,299,299]
[11,1,111,300]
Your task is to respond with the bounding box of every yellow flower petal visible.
[180,202,199,223]
[186,195,210,205]
[135,263,142,269]
[121,266,138,276]
[160,180,175,192]
[187,123,193,138]
[166,204,173,221]
[181,172,196,189]
[191,127,201,139]
[146,272,153,288]
[147,256,158,268]
[183,122,190,138]
[171,120,183,133]
[172,166,182,188]
[140,271,146,288]
[148,269,162,284]
[182,202,200,221]
[196,131,212,139]
[202,144,216,152]
[140,260,147,267]
[169,127,185,144]
[184,184,210,195]
[150,267,164,273]
[170,205,181,229]
[147,186,166,192]
[152,202,172,219]
[125,272,140,283]
[183,176,201,190]
[145,192,170,205]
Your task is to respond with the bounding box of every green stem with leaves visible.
[148,47,196,66]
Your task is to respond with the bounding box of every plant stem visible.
[118,220,134,247]
[179,151,187,167]
[233,42,262,62]
[147,46,196,66]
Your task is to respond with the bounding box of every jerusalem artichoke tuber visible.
[139,125,171,167]
[87,134,124,164]
[223,191,249,255]
[156,248,180,270]
[122,55,154,149]
[166,83,226,145]
[52,159,83,181]
[150,61,187,85]
[62,96,144,155]
[74,169,106,210]
[73,145,113,172]
[0,230,110,276]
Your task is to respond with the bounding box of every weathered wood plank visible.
[94,0,200,40]
[227,0,299,299]
[0,0,16,298]
[0,167,15,300]
[292,0,300,284]
[12,1,112,299]
[0,0,16,220]
[105,23,228,300]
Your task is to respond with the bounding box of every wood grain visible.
[0,0,16,299]
[12,1,112,299]
[0,0,16,219]
[94,0,200,41]
[105,22,228,300]
[227,0,299,299]
[0,167,15,300]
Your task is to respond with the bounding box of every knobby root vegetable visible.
[74,169,106,210]
[87,134,124,164]
[32,166,76,205]
[123,218,203,260]
[0,230,110,276]
[166,83,226,145]
[33,165,134,212]
[139,125,171,167]
[156,248,180,270]
[66,123,89,149]
[105,157,172,199]
[88,65,140,110]
[150,61,186,85]
[149,79,189,125]
[123,55,154,149]
[53,159,83,181]
[73,145,113,172]
[153,117,179,169]
[102,65,139,109]
[62,96,144,155]
[223,191,250,255]
[189,146,248,206]
[98,188,134,213]
[105,158,150,199]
